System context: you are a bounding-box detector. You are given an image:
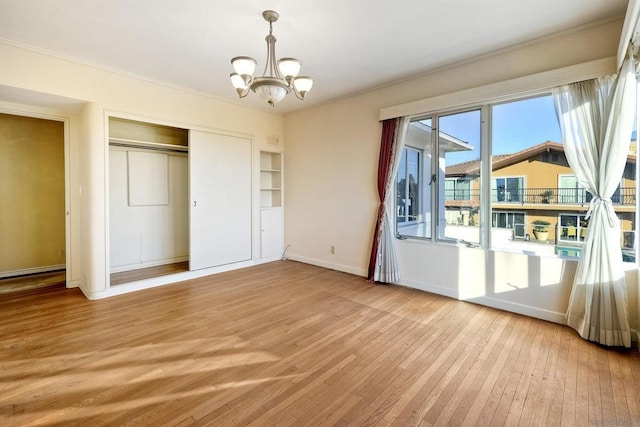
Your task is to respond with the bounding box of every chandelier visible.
[230,10,314,107]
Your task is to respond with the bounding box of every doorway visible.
[0,112,67,292]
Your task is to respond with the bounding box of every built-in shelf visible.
[260,151,282,208]
[109,117,189,152]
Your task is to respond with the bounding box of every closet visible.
[108,117,252,284]
[0,113,66,283]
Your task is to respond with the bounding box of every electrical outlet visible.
[330,245,335,255]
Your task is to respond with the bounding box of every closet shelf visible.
[260,151,282,208]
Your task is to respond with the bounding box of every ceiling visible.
[0,0,629,113]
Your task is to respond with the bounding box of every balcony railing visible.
[445,187,636,206]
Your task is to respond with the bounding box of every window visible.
[492,177,524,202]
[558,213,588,242]
[445,178,471,200]
[490,95,563,256]
[558,175,591,204]
[492,212,526,239]
[437,109,481,244]
[396,119,433,238]
[396,91,637,264]
[396,147,420,224]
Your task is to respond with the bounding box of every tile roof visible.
[446,141,564,176]
[445,140,636,176]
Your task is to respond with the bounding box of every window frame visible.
[434,108,483,244]
[492,175,526,203]
[396,146,422,226]
[557,213,589,243]
[492,211,527,239]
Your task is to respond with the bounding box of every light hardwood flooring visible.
[1,260,639,426]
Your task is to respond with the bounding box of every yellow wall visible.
[0,113,65,273]
[492,154,636,238]
[493,156,571,187]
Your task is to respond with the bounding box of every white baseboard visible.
[84,258,277,300]
[397,278,567,325]
[67,279,81,288]
[285,253,367,277]
[0,264,65,279]
[398,278,460,300]
[465,295,566,324]
[253,255,283,265]
[109,256,189,273]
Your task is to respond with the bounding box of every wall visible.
[495,157,575,240]
[0,113,65,275]
[109,148,188,272]
[0,40,284,298]
[283,18,639,332]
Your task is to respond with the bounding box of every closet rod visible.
[109,137,188,153]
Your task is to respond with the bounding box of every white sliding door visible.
[189,130,252,270]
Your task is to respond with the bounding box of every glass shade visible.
[253,83,288,106]
[293,76,314,93]
[277,58,301,78]
[231,56,257,76]
[230,73,247,90]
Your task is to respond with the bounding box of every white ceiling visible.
[0,0,629,113]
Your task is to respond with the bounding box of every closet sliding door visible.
[189,130,252,270]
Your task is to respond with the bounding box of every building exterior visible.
[445,141,636,258]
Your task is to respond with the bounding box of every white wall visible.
[283,18,639,332]
[0,40,284,298]
[109,148,188,272]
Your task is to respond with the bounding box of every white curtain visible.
[553,59,636,347]
[373,117,409,282]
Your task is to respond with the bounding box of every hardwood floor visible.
[1,260,639,426]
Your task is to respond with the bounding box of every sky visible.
[438,94,562,165]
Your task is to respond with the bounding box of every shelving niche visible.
[260,151,282,208]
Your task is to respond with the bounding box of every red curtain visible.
[367,118,398,281]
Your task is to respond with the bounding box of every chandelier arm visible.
[292,90,305,101]
[236,87,251,98]
[291,82,305,100]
